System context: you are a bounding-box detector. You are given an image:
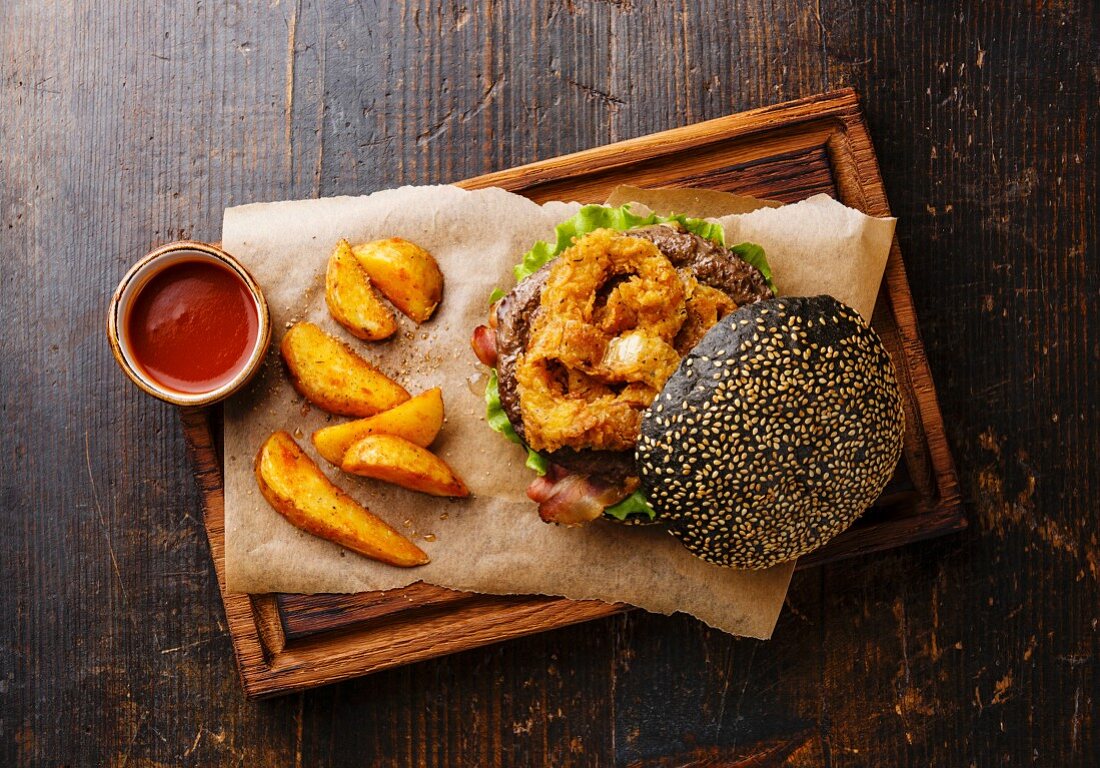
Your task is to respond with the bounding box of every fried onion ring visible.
[516,229,689,452]
[675,276,738,353]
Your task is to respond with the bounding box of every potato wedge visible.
[352,238,443,323]
[312,387,445,465]
[255,431,429,567]
[325,239,398,341]
[281,322,409,417]
[342,434,469,497]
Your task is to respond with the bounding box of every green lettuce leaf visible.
[514,203,728,282]
[603,490,657,522]
[484,368,548,476]
[729,242,776,294]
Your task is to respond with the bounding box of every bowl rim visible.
[106,240,272,407]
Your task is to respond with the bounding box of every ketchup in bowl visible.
[127,260,259,394]
[108,242,271,406]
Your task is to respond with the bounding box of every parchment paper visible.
[221,184,895,639]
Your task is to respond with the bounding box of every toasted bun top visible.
[637,295,904,568]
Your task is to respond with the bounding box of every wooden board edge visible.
[456,88,861,193]
[825,100,965,520]
[797,501,967,568]
[248,599,628,699]
[179,408,279,698]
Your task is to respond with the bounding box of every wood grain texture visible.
[2,0,1096,765]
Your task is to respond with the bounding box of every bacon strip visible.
[527,468,631,526]
[470,324,498,367]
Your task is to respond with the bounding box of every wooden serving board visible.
[180,89,964,698]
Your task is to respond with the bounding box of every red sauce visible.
[126,259,259,394]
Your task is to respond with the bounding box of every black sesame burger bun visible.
[637,295,904,569]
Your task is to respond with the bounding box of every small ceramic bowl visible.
[107,240,272,407]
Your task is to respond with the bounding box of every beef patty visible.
[494,224,771,480]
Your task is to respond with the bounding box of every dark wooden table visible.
[3,2,1096,765]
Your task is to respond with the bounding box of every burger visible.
[471,203,904,569]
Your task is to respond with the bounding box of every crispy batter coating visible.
[516,229,692,452]
[675,276,738,353]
